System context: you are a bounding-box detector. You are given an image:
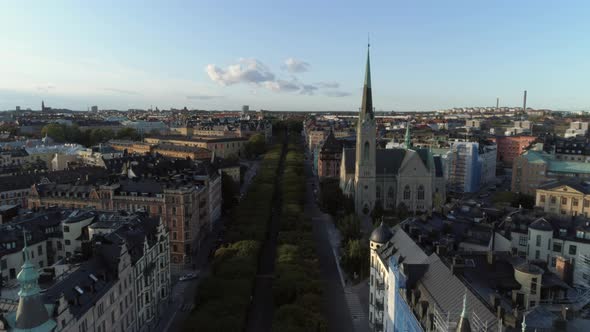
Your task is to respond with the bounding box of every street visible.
[157,160,260,332]
[304,151,367,332]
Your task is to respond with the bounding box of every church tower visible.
[5,231,56,331]
[354,44,377,215]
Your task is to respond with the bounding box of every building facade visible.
[339,48,445,215]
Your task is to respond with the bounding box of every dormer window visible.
[560,228,567,237]
[577,231,585,239]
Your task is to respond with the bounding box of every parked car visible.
[179,272,199,281]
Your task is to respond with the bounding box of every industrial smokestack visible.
[523,90,527,113]
[496,97,499,109]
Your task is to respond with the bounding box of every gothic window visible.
[364,141,370,161]
[403,185,411,200]
[387,187,395,208]
[417,185,425,200]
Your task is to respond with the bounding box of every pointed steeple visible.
[12,229,55,331]
[521,313,527,332]
[456,292,472,332]
[404,120,412,149]
[359,43,373,122]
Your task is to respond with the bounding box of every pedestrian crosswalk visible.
[345,289,368,332]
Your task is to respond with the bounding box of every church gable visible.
[376,149,406,175]
[399,150,430,176]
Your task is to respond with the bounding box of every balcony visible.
[376,280,385,291]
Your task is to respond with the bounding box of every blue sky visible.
[1,0,589,112]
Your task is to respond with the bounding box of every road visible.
[304,152,357,332]
[158,160,261,332]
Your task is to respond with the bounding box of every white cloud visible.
[282,58,310,73]
[263,79,301,93]
[317,82,339,89]
[206,58,275,86]
[325,91,351,97]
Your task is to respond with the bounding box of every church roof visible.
[376,149,406,174]
[320,130,342,154]
[343,148,356,174]
[433,155,444,177]
[415,149,431,171]
[370,222,393,244]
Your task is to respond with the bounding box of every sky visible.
[1,0,590,112]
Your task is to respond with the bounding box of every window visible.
[553,242,562,253]
[540,195,546,203]
[519,235,527,246]
[65,240,71,245]
[551,257,557,267]
[38,245,42,256]
[63,226,70,232]
[417,185,425,200]
[577,231,585,239]
[569,245,577,255]
[531,277,538,295]
[535,250,540,259]
[1,259,6,270]
[551,196,556,204]
[562,197,568,205]
[560,228,567,237]
[585,200,590,208]
[364,141,370,161]
[536,235,541,247]
[573,198,579,207]
[403,185,411,200]
[376,186,381,201]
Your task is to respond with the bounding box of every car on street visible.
[179,272,199,281]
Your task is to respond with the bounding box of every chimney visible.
[523,90,527,113]
[496,97,499,110]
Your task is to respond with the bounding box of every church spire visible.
[12,229,55,331]
[456,292,472,332]
[404,120,412,149]
[359,43,373,122]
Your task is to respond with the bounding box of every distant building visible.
[565,121,589,138]
[0,208,170,332]
[28,161,213,270]
[317,130,342,179]
[491,135,537,167]
[535,179,590,218]
[442,140,497,193]
[91,105,98,112]
[339,48,445,215]
[512,150,590,195]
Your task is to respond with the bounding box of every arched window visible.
[403,185,411,200]
[364,141,370,161]
[387,187,395,208]
[417,185,425,200]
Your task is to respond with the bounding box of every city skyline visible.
[2,0,590,112]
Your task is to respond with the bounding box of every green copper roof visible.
[404,122,412,149]
[522,150,549,164]
[548,160,590,174]
[522,150,590,174]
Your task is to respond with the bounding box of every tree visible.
[337,214,361,244]
[116,127,140,140]
[245,133,266,157]
[41,123,66,142]
[221,173,240,211]
[371,201,384,224]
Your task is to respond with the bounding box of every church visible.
[339,46,445,215]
